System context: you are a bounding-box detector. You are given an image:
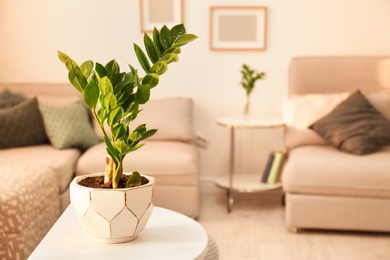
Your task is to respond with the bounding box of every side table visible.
[29,206,209,260]
[216,116,285,213]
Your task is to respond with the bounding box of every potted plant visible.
[240,64,266,115]
[58,24,197,243]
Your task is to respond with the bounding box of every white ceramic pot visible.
[69,173,154,243]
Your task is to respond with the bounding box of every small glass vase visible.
[244,95,251,117]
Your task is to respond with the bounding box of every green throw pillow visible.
[39,102,100,150]
[0,97,48,149]
[309,90,390,155]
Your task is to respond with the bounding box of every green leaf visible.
[172,34,198,48]
[140,129,158,141]
[144,33,159,64]
[58,52,86,93]
[112,124,127,140]
[159,25,171,51]
[133,125,157,141]
[153,27,163,57]
[98,76,114,95]
[161,53,179,64]
[162,46,181,56]
[97,107,107,124]
[105,60,120,86]
[129,64,141,88]
[113,139,128,153]
[117,83,134,106]
[108,107,124,126]
[129,130,142,142]
[136,84,150,104]
[117,83,134,105]
[133,43,150,74]
[141,73,159,88]
[124,143,144,154]
[134,124,146,133]
[169,24,186,44]
[83,79,99,110]
[80,60,94,79]
[68,67,87,92]
[104,136,119,165]
[126,171,142,188]
[150,61,168,75]
[102,93,116,111]
[126,101,139,122]
[95,63,107,78]
[57,51,78,71]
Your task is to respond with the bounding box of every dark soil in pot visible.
[78,175,149,189]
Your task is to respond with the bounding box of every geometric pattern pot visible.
[70,173,154,243]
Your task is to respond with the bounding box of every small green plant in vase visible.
[59,24,197,189]
[59,24,197,243]
[240,64,266,115]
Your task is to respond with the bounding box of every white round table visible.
[29,206,209,260]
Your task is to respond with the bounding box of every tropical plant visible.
[240,64,266,115]
[58,24,197,189]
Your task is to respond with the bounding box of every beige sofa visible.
[282,56,390,232]
[0,83,199,259]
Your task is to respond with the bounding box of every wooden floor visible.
[197,186,390,260]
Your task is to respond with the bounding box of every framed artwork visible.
[140,0,183,32]
[209,6,267,51]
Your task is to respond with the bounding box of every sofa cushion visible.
[93,97,194,142]
[76,141,198,186]
[283,91,390,149]
[282,145,390,198]
[309,90,390,155]
[0,89,27,109]
[0,98,48,149]
[39,102,100,150]
[0,145,81,193]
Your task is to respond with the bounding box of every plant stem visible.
[104,157,114,183]
[112,161,123,189]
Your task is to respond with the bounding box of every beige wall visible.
[1,0,390,181]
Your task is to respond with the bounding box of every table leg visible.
[227,126,235,213]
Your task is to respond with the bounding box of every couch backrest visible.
[130,97,194,142]
[93,96,194,142]
[0,82,81,97]
[1,83,194,143]
[94,97,194,142]
[289,56,390,96]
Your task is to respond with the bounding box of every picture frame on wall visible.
[209,6,267,51]
[140,0,183,32]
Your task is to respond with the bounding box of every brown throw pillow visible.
[0,97,48,149]
[309,90,390,155]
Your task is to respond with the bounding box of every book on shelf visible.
[266,151,286,184]
[261,151,286,184]
[261,152,275,183]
